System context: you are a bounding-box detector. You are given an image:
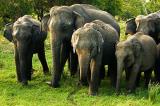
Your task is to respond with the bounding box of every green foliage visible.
[119,0,147,19]
[145,0,160,13]
[148,83,160,104]
[92,0,122,16]
[0,0,32,23]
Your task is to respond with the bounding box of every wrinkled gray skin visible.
[115,32,157,93]
[136,11,160,44]
[3,15,49,85]
[71,20,119,95]
[125,15,145,35]
[41,4,120,87]
[155,44,160,82]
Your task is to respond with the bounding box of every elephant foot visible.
[89,90,97,96]
[126,88,136,94]
[21,81,28,86]
[80,80,89,86]
[115,88,120,95]
[17,78,22,82]
[46,81,60,88]
[115,91,120,96]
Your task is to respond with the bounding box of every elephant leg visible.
[19,51,28,85]
[60,42,70,74]
[68,55,71,71]
[38,44,49,74]
[69,51,78,76]
[107,69,110,77]
[89,60,101,96]
[127,65,139,93]
[154,63,160,82]
[26,53,33,81]
[100,66,105,80]
[135,72,141,87]
[51,42,70,87]
[144,70,152,88]
[125,68,130,81]
[87,68,91,86]
[109,62,117,87]
[14,46,21,82]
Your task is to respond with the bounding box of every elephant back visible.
[70,4,120,35]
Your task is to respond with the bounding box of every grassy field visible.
[0,21,160,106]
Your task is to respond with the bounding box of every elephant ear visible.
[73,11,85,29]
[32,25,46,43]
[155,18,160,29]
[131,38,142,57]
[3,23,13,42]
[90,30,104,58]
[156,18,160,41]
[41,14,50,32]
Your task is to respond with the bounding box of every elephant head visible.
[125,18,136,35]
[136,16,160,43]
[41,6,85,40]
[125,15,145,35]
[115,35,142,92]
[3,23,13,42]
[135,11,160,43]
[71,26,104,84]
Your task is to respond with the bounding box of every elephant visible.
[3,15,49,85]
[115,32,157,93]
[136,11,160,44]
[155,43,160,82]
[125,15,145,35]
[125,11,160,44]
[41,4,120,87]
[71,20,119,95]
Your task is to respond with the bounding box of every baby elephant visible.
[71,20,119,95]
[3,15,49,85]
[115,32,157,93]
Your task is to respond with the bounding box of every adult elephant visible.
[125,11,160,44]
[115,32,157,93]
[71,20,119,95]
[136,11,160,44]
[3,15,49,85]
[41,4,120,87]
[155,44,160,82]
[125,15,145,35]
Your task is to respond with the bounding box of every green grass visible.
[0,21,160,106]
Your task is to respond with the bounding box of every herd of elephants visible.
[2,4,160,95]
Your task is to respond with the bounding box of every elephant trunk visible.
[18,43,28,85]
[79,56,90,85]
[116,58,124,93]
[51,38,62,87]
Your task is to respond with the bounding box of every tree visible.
[119,0,146,19]
[0,0,32,29]
[145,0,160,13]
[92,0,122,16]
